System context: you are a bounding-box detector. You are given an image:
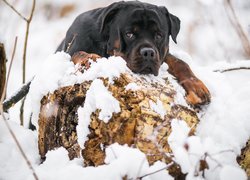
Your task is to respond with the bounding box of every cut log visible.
[38,56,198,178]
[38,82,91,160]
[0,43,6,99]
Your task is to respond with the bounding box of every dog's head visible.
[101,1,180,76]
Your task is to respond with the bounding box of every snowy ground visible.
[0,0,250,180]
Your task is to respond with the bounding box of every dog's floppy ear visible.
[107,27,122,54]
[161,7,181,43]
[100,2,125,54]
[100,1,124,33]
[168,13,180,43]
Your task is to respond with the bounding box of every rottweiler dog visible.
[57,1,211,106]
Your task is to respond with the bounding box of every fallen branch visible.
[2,79,32,112]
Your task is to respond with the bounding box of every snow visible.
[29,52,75,127]
[3,53,249,180]
[0,0,250,180]
[77,79,121,148]
[0,119,40,180]
[29,54,128,128]
[32,143,174,180]
[149,99,166,119]
[76,56,129,84]
[220,165,247,180]
[168,120,192,174]
[125,82,140,91]
[168,119,248,180]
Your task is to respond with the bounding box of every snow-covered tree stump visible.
[38,53,198,178]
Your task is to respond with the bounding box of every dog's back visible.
[56,7,106,56]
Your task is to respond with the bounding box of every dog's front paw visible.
[181,77,211,106]
[72,51,101,70]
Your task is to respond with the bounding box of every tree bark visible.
[0,43,6,99]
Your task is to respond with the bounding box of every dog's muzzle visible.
[139,47,159,76]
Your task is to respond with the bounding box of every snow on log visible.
[37,52,198,178]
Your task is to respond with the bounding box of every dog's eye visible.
[155,33,163,40]
[126,32,134,39]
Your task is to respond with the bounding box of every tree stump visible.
[0,43,6,99]
[38,55,199,178]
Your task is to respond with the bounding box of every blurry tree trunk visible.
[0,43,6,99]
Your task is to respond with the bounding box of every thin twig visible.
[23,0,36,84]
[66,33,77,53]
[1,0,36,124]
[135,158,146,179]
[1,0,27,21]
[0,37,39,180]
[214,67,250,73]
[1,114,39,180]
[224,0,250,58]
[20,0,36,126]
[137,162,174,179]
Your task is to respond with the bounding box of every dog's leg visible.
[71,51,101,70]
[165,54,211,106]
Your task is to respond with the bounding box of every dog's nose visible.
[140,47,155,60]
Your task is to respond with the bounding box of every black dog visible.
[57,1,210,106]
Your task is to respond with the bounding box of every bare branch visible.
[22,0,36,83]
[0,113,39,180]
[27,0,36,22]
[224,0,250,58]
[0,37,39,180]
[2,0,36,124]
[1,0,27,21]
[137,162,174,179]
[20,0,36,125]
[214,67,250,73]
